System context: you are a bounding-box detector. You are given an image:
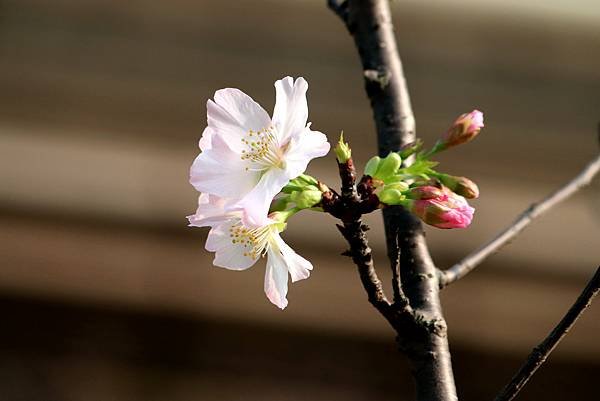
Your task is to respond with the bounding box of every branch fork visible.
[321,156,450,336]
[328,1,600,400]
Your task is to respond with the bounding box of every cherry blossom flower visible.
[188,194,312,309]
[190,77,330,226]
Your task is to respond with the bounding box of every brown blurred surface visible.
[1,294,598,401]
[1,0,599,400]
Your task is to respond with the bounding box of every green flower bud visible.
[334,132,352,163]
[364,156,381,177]
[376,152,402,179]
[437,173,479,199]
[283,174,320,193]
[378,188,405,205]
[291,189,323,209]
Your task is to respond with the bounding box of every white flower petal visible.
[284,128,330,179]
[214,88,272,130]
[274,235,313,283]
[198,127,214,151]
[206,100,247,151]
[187,194,237,228]
[207,88,271,151]
[235,168,291,227]
[272,77,309,144]
[190,134,261,198]
[206,222,258,270]
[264,245,289,309]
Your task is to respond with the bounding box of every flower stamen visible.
[229,222,274,259]
[240,127,284,169]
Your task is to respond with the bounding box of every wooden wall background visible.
[0,1,599,400]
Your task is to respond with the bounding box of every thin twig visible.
[325,157,394,320]
[439,153,600,288]
[336,221,393,315]
[493,266,600,401]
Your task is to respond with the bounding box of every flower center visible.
[229,222,275,259]
[240,127,285,170]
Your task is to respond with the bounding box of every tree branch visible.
[338,159,359,201]
[336,220,395,318]
[357,175,409,308]
[332,1,458,400]
[493,266,600,401]
[323,157,396,322]
[439,153,600,288]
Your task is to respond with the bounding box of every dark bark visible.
[392,210,457,401]
[335,159,388,313]
[329,1,458,400]
[336,219,394,319]
[322,159,397,325]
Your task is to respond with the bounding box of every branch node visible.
[364,68,391,89]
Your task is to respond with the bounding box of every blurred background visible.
[1,0,599,400]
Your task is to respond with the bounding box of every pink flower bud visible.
[406,186,474,229]
[407,185,444,200]
[438,110,484,150]
[437,174,479,199]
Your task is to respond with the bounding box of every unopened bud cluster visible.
[357,110,484,229]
